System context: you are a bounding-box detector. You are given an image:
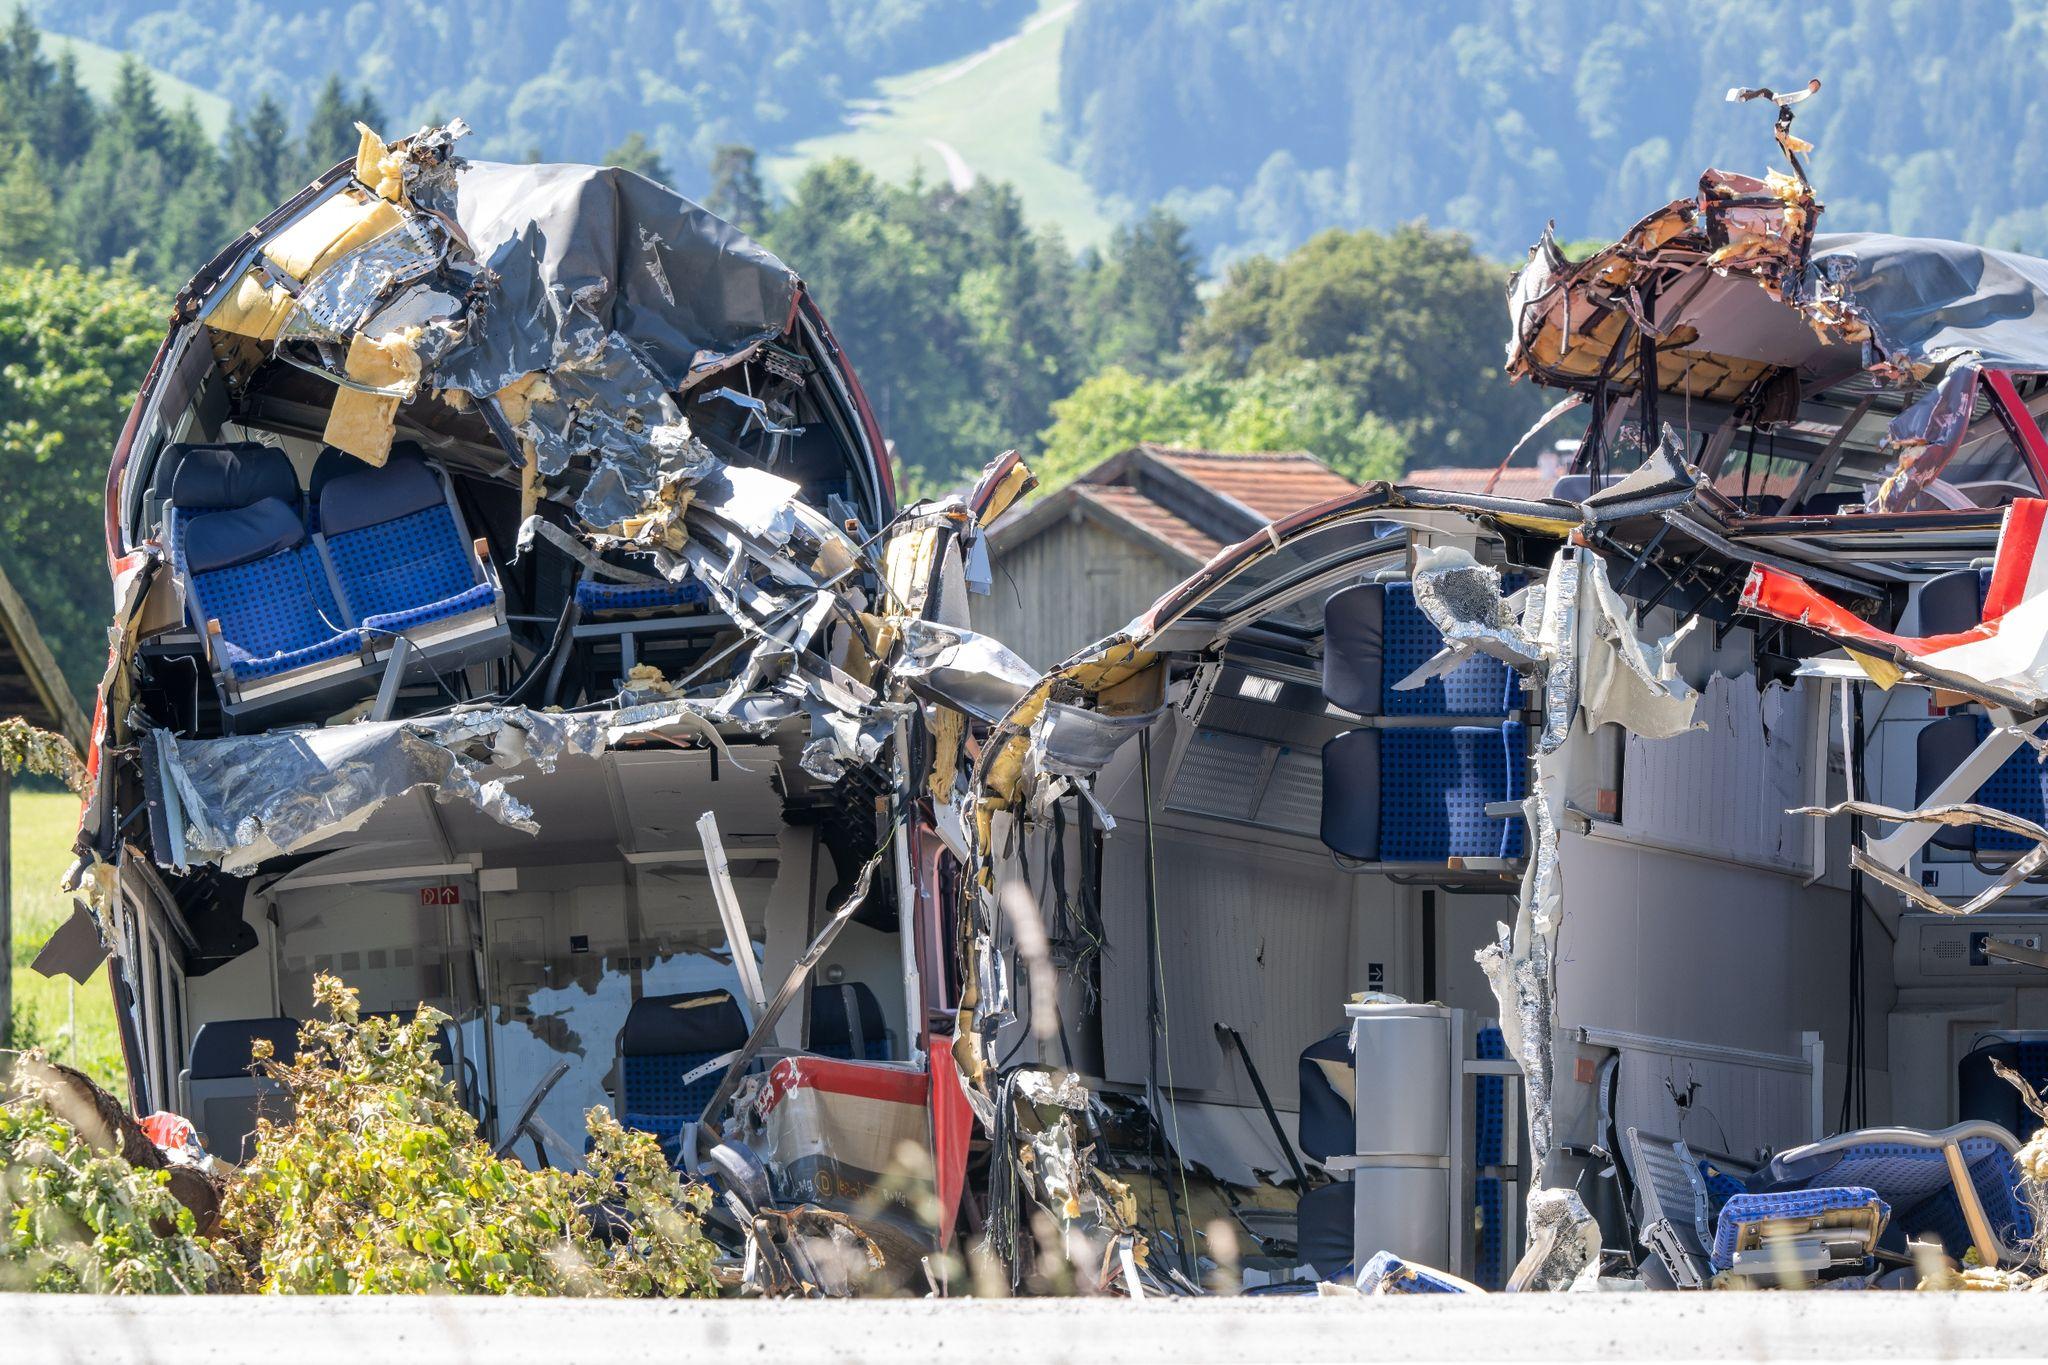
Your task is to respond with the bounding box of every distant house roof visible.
[0,563,85,751]
[992,445,1361,567]
[1400,465,1560,500]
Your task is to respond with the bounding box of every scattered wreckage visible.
[30,95,2048,1296]
[960,89,2048,1294]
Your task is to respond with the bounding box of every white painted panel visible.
[1620,673,1819,874]
[1100,822,1359,1107]
[1613,1043,1816,1161]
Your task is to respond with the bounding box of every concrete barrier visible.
[9,1291,2048,1364]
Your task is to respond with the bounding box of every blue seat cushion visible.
[318,452,446,536]
[1710,1186,1888,1272]
[576,578,711,615]
[183,497,307,574]
[1296,1181,1355,1281]
[621,1051,733,1127]
[326,502,486,627]
[618,988,749,1127]
[1354,1248,1472,1293]
[180,500,357,681]
[1380,579,1521,718]
[167,443,299,511]
[808,982,889,1062]
[1759,1136,2033,1261]
[1321,582,1384,716]
[1297,1028,1354,1163]
[1968,713,2048,853]
[1320,729,1380,861]
[1378,722,1527,861]
[362,581,499,637]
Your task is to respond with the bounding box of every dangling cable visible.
[1139,729,1198,1279]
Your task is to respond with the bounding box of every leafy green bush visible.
[0,1059,218,1293]
[219,974,719,1296]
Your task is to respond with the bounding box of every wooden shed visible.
[975,445,1360,668]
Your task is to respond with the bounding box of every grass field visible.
[763,0,1122,249]
[7,785,125,1094]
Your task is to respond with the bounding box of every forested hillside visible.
[1056,1,2048,261]
[27,0,1031,188]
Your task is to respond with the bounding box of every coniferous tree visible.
[0,145,58,266]
[706,145,768,233]
[226,93,296,225]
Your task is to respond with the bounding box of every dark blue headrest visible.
[188,1017,301,1079]
[810,982,886,1052]
[1916,568,1988,637]
[1323,583,1385,714]
[183,497,305,573]
[1915,714,1978,852]
[318,448,446,537]
[1298,1028,1355,1161]
[167,442,299,510]
[621,990,748,1056]
[1319,728,1381,861]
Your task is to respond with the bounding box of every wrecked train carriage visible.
[963,164,2048,1290]
[58,123,1007,1269]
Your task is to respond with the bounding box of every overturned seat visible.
[808,982,889,1061]
[1709,1186,1890,1280]
[1752,1122,2034,1268]
[180,1016,301,1163]
[312,446,508,693]
[166,443,369,720]
[1623,1127,1746,1288]
[614,989,750,1166]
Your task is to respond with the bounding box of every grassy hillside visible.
[765,0,1119,249]
[44,29,231,139]
[8,786,124,1093]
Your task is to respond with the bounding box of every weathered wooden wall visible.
[973,514,1185,669]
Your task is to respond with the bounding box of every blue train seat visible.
[1752,1123,2033,1267]
[615,989,750,1166]
[1295,1028,1355,1280]
[313,447,506,672]
[1321,581,1520,718]
[808,982,890,1061]
[166,444,369,718]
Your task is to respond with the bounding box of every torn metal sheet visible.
[27,900,107,983]
[1740,499,2048,709]
[1027,700,1161,779]
[1801,798,2048,916]
[890,620,1040,725]
[1507,1188,1602,1292]
[1578,548,1703,741]
[147,699,758,872]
